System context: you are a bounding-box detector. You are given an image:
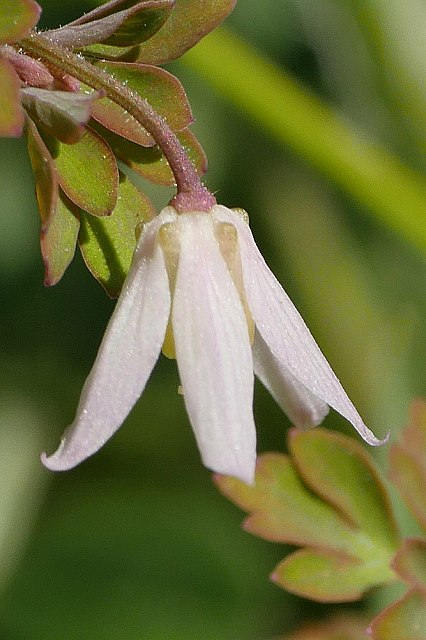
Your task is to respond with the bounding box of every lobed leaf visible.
[369,589,426,640]
[283,614,370,640]
[0,0,41,43]
[133,0,237,64]
[79,171,155,297]
[393,539,426,592]
[289,429,399,554]
[91,121,206,185]
[42,126,119,217]
[390,400,426,531]
[216,429,399,603]
[0,58,25,137]
[21,88,98,143]
[272,548,385,603]
[216,453,361,553]
[87,62,192,146]
[26,119,79,284]
[48,1,173,49]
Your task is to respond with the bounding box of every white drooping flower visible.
[42,205,387,484]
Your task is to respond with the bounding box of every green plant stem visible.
[183,28,426,255]
[19,33,215,212]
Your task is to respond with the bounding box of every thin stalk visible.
[20,32,215,212]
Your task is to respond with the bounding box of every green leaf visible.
[43,126,119,217]
[134,0,237,64]
[369,589,426,640]
[42,190,80,286]
[0,0,40,43]
[390,400,426,532]
[26,118,79,284]
[0,58,25,137]
[87,62,192,146]
[79,172,155,297]
[79,42,142,62]
[393,539,426,592]
[48,1,173,49]
[21,88,98,143]
[272,548,381,603]
[289,429,399,553]
[92,121,207,185]
[215,429,399,603]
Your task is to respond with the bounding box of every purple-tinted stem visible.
[19,33,216,212]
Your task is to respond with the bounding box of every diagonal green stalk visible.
[19,33,215,212]
[183,28,426,255]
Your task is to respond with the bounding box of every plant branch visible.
[19,32,216,212]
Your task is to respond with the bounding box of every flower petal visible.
[171,214,256,484]
[213,205,388,446]
[42,212,174,470]
[253,330,329,429]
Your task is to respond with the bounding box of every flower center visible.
[158,214,255,360]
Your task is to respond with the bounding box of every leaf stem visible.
[19,32,216,212]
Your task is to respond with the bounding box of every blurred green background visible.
[0,1,425,638]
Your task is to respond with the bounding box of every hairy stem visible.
[20,32,216,212]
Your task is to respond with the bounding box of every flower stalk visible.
[19,32,216,212]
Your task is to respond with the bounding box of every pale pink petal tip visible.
[364,429,390,447]
[40,440,87,471]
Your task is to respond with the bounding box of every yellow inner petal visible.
[215,221,255,345]
[158,215,255,360]
[158,222,179,359]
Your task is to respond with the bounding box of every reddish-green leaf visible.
[216,453,360,552]
[0,48,54,88]
[26,119,79,283]
[289,428,399,553]
[48,1,173,49]
[43,126,119,217]
[21,88,98,143]
[42,190,80,286]
[272,548,382,603]
[284,615,370,640]
[26,117,58,225]
[88,62,192,146]
[0,58,25,137]
[369,589,426,640]
[216,429,399,603]
[393,539,426,592]
[79,172,155,297]
[134,0,237,64]
[390,400,426,532]
[92,122,207,185]
[0,0,41,43]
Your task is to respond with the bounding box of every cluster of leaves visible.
[0,0,235,295]
[216,400,426,640]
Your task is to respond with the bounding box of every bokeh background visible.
[0,1,425,638]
